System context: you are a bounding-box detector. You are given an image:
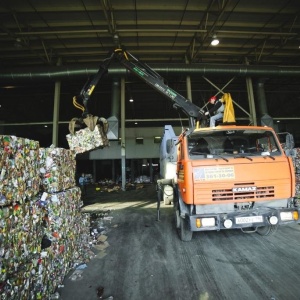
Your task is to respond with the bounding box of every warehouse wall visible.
[88,138,159,160]
[87,126,183,160]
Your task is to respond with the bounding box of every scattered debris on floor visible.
[65,210,115,299]
[93,182,146,193]
[89,210,113,258]
[69,270,84,281]
[97,285,113,299]
[96,175,152,187]
[92,175,154,193]
[134,175,151,183]
[64,209,113,283]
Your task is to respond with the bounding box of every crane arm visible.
[73,52,115,118]
[113,48,206,129]
[72,47,206,133]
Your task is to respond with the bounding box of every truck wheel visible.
[178,216,193,242]
[174,207,180,229]
[256,225,278,236]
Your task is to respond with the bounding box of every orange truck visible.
[168,124,298,241]
[71,48,299,241]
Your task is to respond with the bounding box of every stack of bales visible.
[292,148,300,196]
[0,137,90,299]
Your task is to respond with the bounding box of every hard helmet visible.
[209,96,217,103]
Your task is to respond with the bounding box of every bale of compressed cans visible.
[66,124,109,154]
[0,136,91,299]
[0,135,40,206]
[39,147,76,193]
[291,148,300,196]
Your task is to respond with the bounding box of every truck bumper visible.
[188,207,300,232]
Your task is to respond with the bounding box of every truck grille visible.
[212,186,275,201]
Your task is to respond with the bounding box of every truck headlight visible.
[201,217,215,227]
[280,211,299,221]
[269,216,278,225]
[224,219,233,228]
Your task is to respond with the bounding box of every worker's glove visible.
[205,112,209,116]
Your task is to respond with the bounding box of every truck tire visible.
[174,206,180,229]
[178,216,193,242]
[256,225,278,236]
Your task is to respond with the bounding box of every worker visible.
[205,96,225,127]
[79,173,87,196]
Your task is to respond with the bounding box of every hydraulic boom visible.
[70,48,206,134]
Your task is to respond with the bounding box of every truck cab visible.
[174,125,298,241]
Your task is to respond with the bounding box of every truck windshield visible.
[188,129,282,159]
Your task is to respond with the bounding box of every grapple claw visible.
[69,118,82,135]
[97,117,109,134]
[83,114,98,131]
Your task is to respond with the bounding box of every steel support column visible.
[111,78,120,118]
[185,56,192,101]
[93,160,96,184]
[149,158,153,183]
[121,77,126,191]
[52,58,62,146]
[112,159,115,183]
[245,77,257,125]
[256,79,269,116]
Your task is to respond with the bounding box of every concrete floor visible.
[59,184,300,300]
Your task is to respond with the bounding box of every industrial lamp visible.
[211,34,219,46]
[14,38,23,48]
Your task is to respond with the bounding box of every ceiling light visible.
[129,97,134,102]
[14,38,23,48]
[3,86,16,89]
[211,34,219,46]
[113,33,119,45]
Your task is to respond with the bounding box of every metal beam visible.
[0,29,296,36]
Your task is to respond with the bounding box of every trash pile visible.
[0,136,92,299]
[134,175,151,183]
[94,182,145,193]
[89,210,112,255]
[67,209,114,299]
[97,175,152,186]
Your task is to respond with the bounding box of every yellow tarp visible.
[221,93,236,123]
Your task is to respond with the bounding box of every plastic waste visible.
[50,292,60,299]
[76,263,88,270]
[69,270,84,281]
